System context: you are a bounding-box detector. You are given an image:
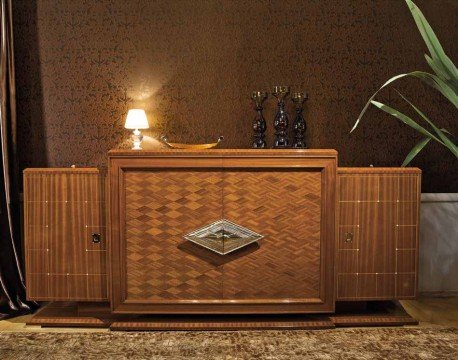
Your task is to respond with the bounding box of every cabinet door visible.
[24,169,108,301]
[337,170,420,300]
[110,156,225,313]
[221,170,322,300]
[217,158,335,313]
[110,153,336,314]
[122,169,223,302]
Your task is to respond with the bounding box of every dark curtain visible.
[0,0,37,319]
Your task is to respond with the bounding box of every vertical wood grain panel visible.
[398,203,418,225]
[396,273,415,297]
[396,249,416,273]
[357,274,377,298]
[337,274,357,298]
[376,274,395,298]
[337,168,420,301]
[398,176,418,202]
[27,274,49,298]
[358,202,396,273]
[339,202,359,225]
[379,176,398,202]
[337,250,358,273]
[338,226,359,250]
[24,169,108,301]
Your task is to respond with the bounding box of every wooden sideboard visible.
[23,150,421,328]
[109,149,337,314]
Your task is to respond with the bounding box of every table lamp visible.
[124,109,149,150]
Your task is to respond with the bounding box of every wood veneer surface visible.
[109,150,336,313]
[24,169,108,301]
[108,149,337,157]
[337,168,421,301]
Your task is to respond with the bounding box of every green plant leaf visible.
[410,71,458,108]
[352,71,458,134]
[352,74,410,133]
[406,0,458,84]
[395,90,458,157]
[402,136,432,166]
[370,100,442,143]
[425,54,452,83]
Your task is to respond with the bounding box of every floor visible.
[401,296,458,327]
[0,296,456,332]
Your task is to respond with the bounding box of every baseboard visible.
[419,291,458,298]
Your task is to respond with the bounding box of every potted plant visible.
[352,0,457,296]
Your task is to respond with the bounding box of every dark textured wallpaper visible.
[14,0,457,192]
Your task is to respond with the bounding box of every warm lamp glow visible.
[124,109,149,130]
[124,109,149,150]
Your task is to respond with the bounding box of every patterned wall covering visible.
[14,0,457,192]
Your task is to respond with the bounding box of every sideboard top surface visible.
[339,167,421,174]
[108,149,338,158]
[24,167,100,174]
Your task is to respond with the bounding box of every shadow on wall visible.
[14,0,47,184]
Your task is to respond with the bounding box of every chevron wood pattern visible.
[109,150,337,314]
[124,170,322,300]
[337,168,421,301]
[24,168,108,301]
[125,170,224,300]
[222,170,321,299]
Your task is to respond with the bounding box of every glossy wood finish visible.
[109,149,337,314]
[24,168,108,301]
[26,300,418,330]
[110,317,335,331]
[337,168,421,301]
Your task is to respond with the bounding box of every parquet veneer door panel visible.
[221,170,321,300]
[24,169,108,301]
[337,168,421,301]
[109,150,336,314]
[123,170,224,302]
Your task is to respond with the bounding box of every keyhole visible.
[345,232,353,243]
[92,233,101,244]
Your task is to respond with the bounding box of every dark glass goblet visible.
[251,91,268,148]
[291,92,308,148]
[272,86,290,148]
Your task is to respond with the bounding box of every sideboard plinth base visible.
[26,301,418,330]
[26,302,113,328]
[110,315,335,331]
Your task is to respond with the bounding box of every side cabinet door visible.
[24,169,108,301]
[337,171,420,300]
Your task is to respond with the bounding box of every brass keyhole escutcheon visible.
[345,232,353,243]
[92,233,101,244]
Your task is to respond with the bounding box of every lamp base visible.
[131,129,143,150]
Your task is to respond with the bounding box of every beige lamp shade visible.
[124,109,149,129]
